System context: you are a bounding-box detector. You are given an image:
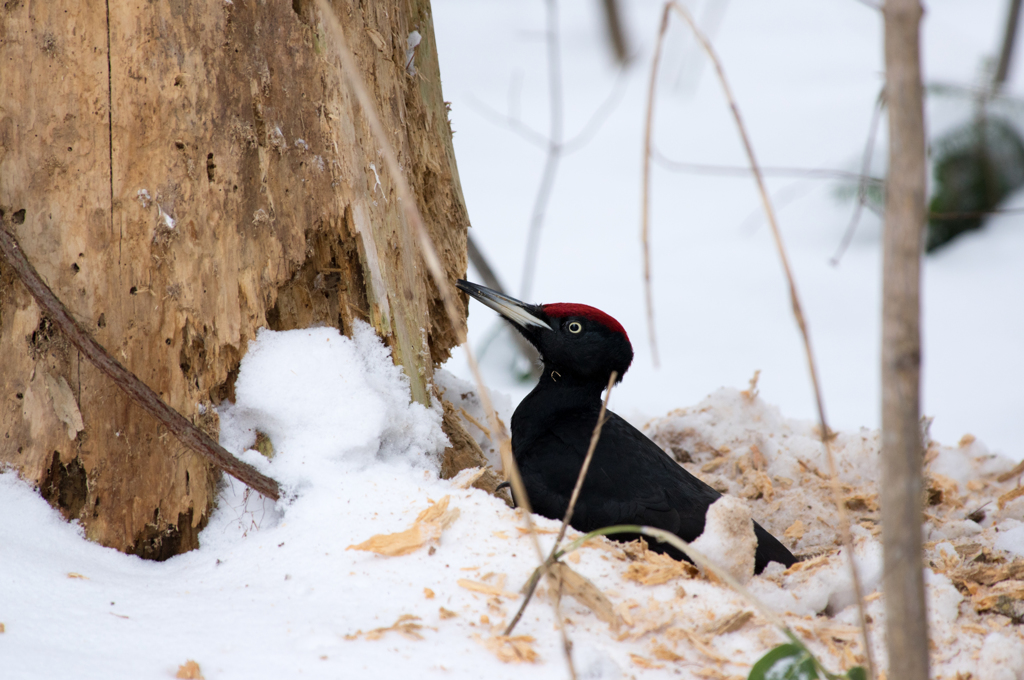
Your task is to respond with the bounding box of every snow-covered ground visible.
[4,325,1023,679]
[3,2,1024,679]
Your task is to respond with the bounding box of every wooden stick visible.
[0,221,281,501]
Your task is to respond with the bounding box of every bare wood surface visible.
[0,222,280,500]
[881,1,930,679]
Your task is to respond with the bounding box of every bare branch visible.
[640,4,673,368]
[560,68,630,154]
[463,94,550,149]
[831,88,887,265]
[0,221,281,501]
[662,4,876,676]
[519,0,565,302]
[653,149,884,184]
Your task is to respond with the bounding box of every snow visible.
[689,496,757,584]
[5,326,1024,679]
[4,2,1024,679]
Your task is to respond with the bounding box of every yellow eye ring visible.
[568,321,582,334]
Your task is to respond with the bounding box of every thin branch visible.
[553,371,617,549]
[466,66,628,155]
[0,221,281,501]
[464,94,549,149]
[663,4,876,678]
[466,235,541,372]
[519,0,565,302]
[313,5,574,675]
[831,88,887,266]
[504,371,617,636]
[653,149,884,185]
[994,0,1023,90]
[600,0,631,64]
[560,69,630,154]
[640,4,672,368]
[930,205,1024,219]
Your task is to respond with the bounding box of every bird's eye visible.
[568,321,582,334]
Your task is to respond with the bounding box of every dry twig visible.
[505,372,617,636]
[0,221,281,501]
[639,4,673,367]
[649,4,876,677]
[519,0,564,303]
[831,88,886,265]
[314,4,575,676]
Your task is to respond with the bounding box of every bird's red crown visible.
[543,303,629,342]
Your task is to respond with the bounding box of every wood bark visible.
[881,1,930,679]
[0,0,486,559]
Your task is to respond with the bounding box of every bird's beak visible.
[456,280,553,331]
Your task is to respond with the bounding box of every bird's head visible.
[457,280,633,386]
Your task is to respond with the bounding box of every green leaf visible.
[845,667,868,680]
[748,643,819,680]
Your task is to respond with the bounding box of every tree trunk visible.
[0,0,485,559]
[881,1,930,679]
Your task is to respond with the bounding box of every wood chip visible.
[996,458,1024,483]
[439,607,457,620]
[666,627,730,663]
[971,580,1024,619]
[67,572,88,579]
[349,614,426,641]
[423,588,435,599]
[451,467,486,489]
[786,551,834,573]
[701,610,754,636]
[623,550,698,586]
[365,28,387,52]
[701,457,729,473]
[479,635,539,663]
[927,474,963,508]
[651,641,685,662]
[630,653,665,669]
[784,520,805,542]
[175,660,204,680]
[515,526,558,535]
[347,496,460,557]
[457,578,517,599]
[952,559,1024,588]
[547,562,623,631]
[997,485,1024,510]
